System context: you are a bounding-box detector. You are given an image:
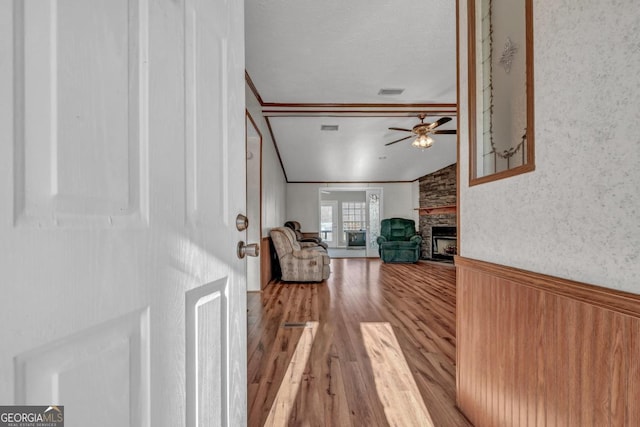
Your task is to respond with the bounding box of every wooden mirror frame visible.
[468,0,535,186]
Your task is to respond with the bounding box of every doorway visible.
[246,112,262,291]
[320,200,338,248]
[318,188,383,256]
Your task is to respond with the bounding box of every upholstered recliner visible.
[284,221,329,250]
[270,227,331,282]
[376,218,422,263]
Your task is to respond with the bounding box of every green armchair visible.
[376,218,422,263]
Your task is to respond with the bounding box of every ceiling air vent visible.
[320,125,339,131]
[378,88,405,96]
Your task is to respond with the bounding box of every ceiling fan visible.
[385,114,456,148]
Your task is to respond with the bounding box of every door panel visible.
[0,1,246,426]
[13,0,148,226]
[186,279,227,427]
[15,309,150,427]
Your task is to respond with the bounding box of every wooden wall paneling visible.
[260,236,272,289]
[498,278,507,424]
[487,275,496,426]
[485,277,502,425]
[462,270,473,423]
[468,273,477,424]
[498,284,509,426]
[457,269,471,418]
[504,279,515,426]
[545,292,558,427]
[456,256,640,427]
[608,309,624,424]
[628,322,640,424]
[478,271,488,426]
[556,298,581,425]
[515,281,529,427]
[593,308,609,425]
[536,290,549,426]
[580,304,595,426]
[479,276,488,425]
[467,270,477,424]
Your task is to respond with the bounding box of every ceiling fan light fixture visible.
[412,134,433,149]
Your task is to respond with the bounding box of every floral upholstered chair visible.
[269,227,331,282]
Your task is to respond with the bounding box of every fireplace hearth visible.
[431,226,457,261]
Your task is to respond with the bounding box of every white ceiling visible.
[245,0,458,182]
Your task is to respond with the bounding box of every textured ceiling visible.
[270,116,457,182]
[245,0,458,181]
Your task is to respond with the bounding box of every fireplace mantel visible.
[414,204,457,215]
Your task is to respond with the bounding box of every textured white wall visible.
[459,0,640,293]
[383,183,417,222]
[245,83,287,237]
[287,182,415,232]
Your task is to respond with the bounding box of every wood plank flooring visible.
[247,258,472,427]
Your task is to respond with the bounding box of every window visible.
[342,202,366,238]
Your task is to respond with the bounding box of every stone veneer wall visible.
[419,163,457,259]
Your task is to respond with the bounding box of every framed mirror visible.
[468,0,534,185]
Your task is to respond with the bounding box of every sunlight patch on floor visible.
[361,322,435,427]
[264,321,319,426]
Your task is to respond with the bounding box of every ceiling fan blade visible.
[432,129,457,134]
[388,127,413,132]
[428,117,452,130]
[384,135,413,146]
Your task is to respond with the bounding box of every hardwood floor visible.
[247,258,472,427]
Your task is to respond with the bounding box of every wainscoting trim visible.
[456,256,640,426]
[455,256,640,318]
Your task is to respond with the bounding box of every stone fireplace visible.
[418,163,457,259]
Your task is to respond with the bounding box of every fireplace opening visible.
[431,226,457,261]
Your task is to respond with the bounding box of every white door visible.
[0,0,246,426]
[320,200,338,248]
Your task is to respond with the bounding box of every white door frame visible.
[246,112,262,291]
